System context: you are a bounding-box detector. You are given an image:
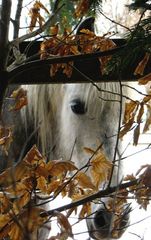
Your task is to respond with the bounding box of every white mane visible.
[22,82,125,162]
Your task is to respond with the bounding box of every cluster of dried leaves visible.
[120,94,151,145]
[1,1,150,238]
[0,142,114,239]
[29,1,50,32]
[125,164,151,210]
[120,50,151,145]
[40,28,116,78]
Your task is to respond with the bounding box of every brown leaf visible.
[54,211,73,237]
[79,202,91,219]
[50,23,59,36]
[143,104,151,132]
[137,103,144,124]
[134,53,150,75]
[23,145,45,165]
[90,150,112,189]
[37,176,47,193]
[0,126,13,155]
[29,1,49,32]
[138,72,151,85]
[0,161,29,187]
[0,214,11,228]
[133,124,140,146]
[123,101,138,124]
[47,160,77,176]
[120,117,134,139]
[136,164,151,187]
[75,172,96,190]
[12,191,31,214]
[74,0,90,18]
[10,88,28,111]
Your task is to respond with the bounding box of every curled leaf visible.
[138,72,151,85]
[75,172,96,190]
[90,150,112,189]
[134,53,150,75]
[10,88,28,111]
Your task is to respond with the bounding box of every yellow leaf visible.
[0,193,11,214]
[0,214,10,228]
[13,191,31,214]
[48,160,77,176]
[47,180,61,194]
[37,176,47,193]
[8,222,22,240]
[90,151,112,189]
[75,172,96,190]
[0,161,29,187]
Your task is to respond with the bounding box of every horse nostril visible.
[94,210,111,229]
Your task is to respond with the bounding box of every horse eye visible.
[70,99,86,114]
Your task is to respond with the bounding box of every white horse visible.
[19,82,129,239]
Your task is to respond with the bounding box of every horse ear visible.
[76,17,95,35]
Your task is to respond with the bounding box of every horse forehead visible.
[64,84,98,100]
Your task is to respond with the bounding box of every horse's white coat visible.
[22,82,127,239]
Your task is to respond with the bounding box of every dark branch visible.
[0,0,12,70]
[40,179,138,218]
[13,0,23,39]
[11,3,65,44]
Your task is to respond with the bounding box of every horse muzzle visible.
[86,205,130,239]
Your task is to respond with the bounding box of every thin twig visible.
[10,3,65,45]
[13,0,23,39]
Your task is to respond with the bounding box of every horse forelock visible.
[21,82,125,159]
[21,84,63,157]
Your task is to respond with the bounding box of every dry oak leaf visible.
[24,145,45,165]
[74,0,90,18]
[75,172,96,190]
[53,211,73,238]
[79,202,91,219]
[10,88,28,111]
[143,103,151,132]
[0,126,13,154]
[89,149,112,189]
[0,161,29,187]
[7,207,48,240]
[0,193,11,214]
[138,72,151,85]
[0,213,11,228]
[134,53,150,76]
[123,101,139,124]
[29,0,49,32]
[120,117,135,139]
[47,160,77,177]
[136,164,151,187]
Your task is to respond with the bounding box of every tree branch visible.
[0,0,12,70]
[40,179,138,218]
[13,0,23,39]
[11,3,65,45]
